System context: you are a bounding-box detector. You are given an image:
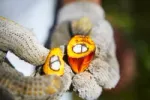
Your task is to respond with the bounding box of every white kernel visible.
[50,56,58,62]
[51,61,60,70]
[73,44,82,53]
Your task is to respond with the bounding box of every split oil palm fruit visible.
[67,35,96,73]
[43,48,64,76]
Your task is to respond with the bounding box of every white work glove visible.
[0,16,71,100]
[51,1,120,100]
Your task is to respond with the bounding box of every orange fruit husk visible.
[43,48,64,76]
[67,35,95,73]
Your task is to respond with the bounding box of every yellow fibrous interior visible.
[43,48,64,76]
[67,35,96,73]
[67,35,95,58]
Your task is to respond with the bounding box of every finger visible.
[71,17,92,35]
[89,19,120,89]
[0,66,64,100]
[0,16,49,66]
[72,72,102,100]
[90,20,114,56]
[0,50,65,100]
[88,59,110,87]
[89,58,120,89]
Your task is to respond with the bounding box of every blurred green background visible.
[102,0,150,100]
[71,0,150,100]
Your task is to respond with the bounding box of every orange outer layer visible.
[43,48,64,76]
[67,35,96,73]
[68,52,95,73]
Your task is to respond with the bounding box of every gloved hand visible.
[50,1,120,100]
[0,1,120,100]
[0,16,72,100]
